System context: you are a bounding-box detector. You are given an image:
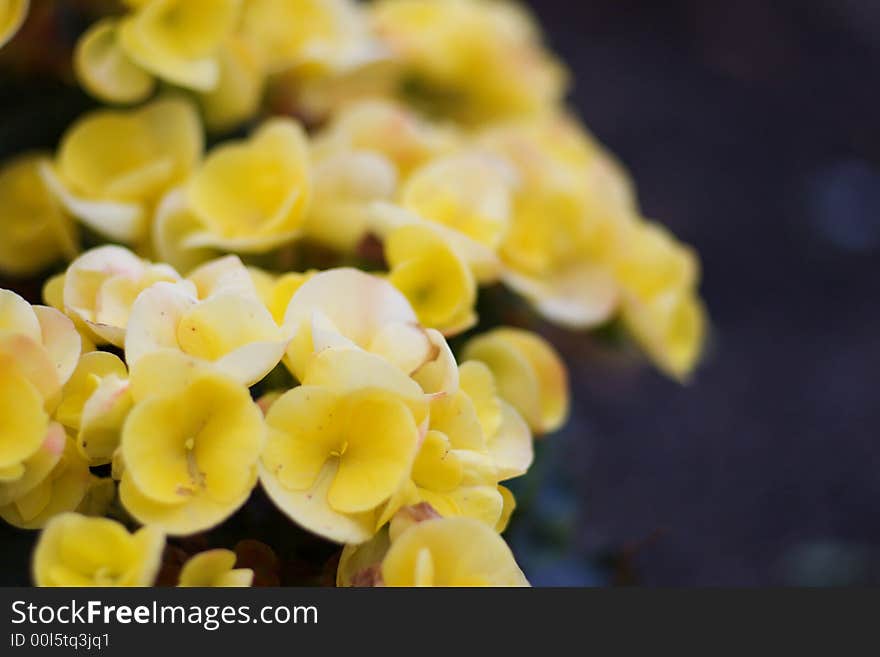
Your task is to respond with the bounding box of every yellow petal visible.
[0,0,27,48]
[0,422,65,506]
[259,459,375,544]
[179,549,253,587]
[119,467,256,537]
[0,153,77,277]
[33,305,81,387]
[75,18,156,104]
[329,391,420,513]
[283,268,418,380]
[463,328,569,435]
[118,0,240,91]
[411,430,462,493]
[199,37,266,132]
[386,223,476,334]
[381,517,528,587]
[0,362,48,469]
[488,401,533,481]
[263,385,342,491]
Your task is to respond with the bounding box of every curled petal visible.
[75,19,156,104]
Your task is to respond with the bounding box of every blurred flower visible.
[33,512,164,586]
[178,548,253,587]
[464,328,569,435]
[40,98,203,244]
[371,0,566,124]
[0,153,77,277]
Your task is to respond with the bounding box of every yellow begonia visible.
[371,360,531,532]
[117,0,241,92]
[385,222,477,336]
[33,512,164,586]
[338,512,528,586]
[383,516,528,586]
[240,0,381,75]
[124,257,288,386]
[479,114,635,329]
[311,99,459,179]
[305,149,398,252]
[63,245,189,347]
[463,328,569,435]
[371,0,566,125]
[260,347,428,544]
[74,18,156,104]
[0,433,92,529]
[400,151,516,249]
[159,118,311,256]
[612,221,707,380]
[40,97,202,244]
[0,0,26,48]
[178,549,253,587]
[0,153,77,277]
[282,268,458,395]
[118,351,266,536]
[55,351,131,466]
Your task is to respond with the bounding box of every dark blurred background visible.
[1,0,879,586]
[507,0,880,586]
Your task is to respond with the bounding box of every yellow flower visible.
[260,347,427,544]
[479,114,635,328]
[161,118,311,255]
[240,0,380,74]
[400,151,516,249]
[382,516,528,586]
[117,0,241,92]
[338,512,529,586]
[55,351,131,466]
[33,512,164,586]
[282,268,458,395]
[63,245,189,347]
[0,434,92,530]
[612,221,707,380]
[124,267,288,386]
[0,0,27,49]
[463,328,569,435]
[0,153,77,277]
[311,99,459,179]
[74,18,156,104]
[305,150,397,252]
[370,201,501,284]
[178,549,253,587]
[371,0,566,124]
[385,222,476,335]
[40,97,203,244]
[118,351,266,536]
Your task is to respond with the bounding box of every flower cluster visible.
[0,0,708,587]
